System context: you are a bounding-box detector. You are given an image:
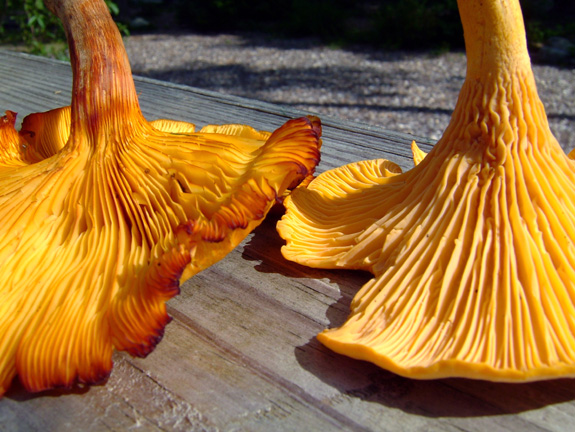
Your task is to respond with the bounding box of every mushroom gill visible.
[0,111,28,166]
[277,0,575,381]
[0,0,321,396]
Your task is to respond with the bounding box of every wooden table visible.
[1,49,574,432]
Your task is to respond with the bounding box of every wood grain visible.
[1,50,574,432]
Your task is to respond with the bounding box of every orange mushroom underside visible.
[0,0,321,396]
[278,0,575,382]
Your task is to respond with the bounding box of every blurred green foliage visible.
[0,0,66,57]
[169,0,352,43]
[521,0,575,44]
[2,0,574,58]
[365,0,461,50]
[0,0,125,58]
[165,0,575,51]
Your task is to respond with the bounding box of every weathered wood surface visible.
[1,49,575,432]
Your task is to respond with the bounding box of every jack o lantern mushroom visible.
[278,0,575,381]
[0,111,28,166]
[0,0,320,396]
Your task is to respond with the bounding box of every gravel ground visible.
[124,32,575,150]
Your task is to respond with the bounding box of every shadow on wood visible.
[241,208,575,418]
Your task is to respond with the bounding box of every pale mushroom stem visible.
[44,0,142,143]
[459,0,531,77]
[443,0,556,157]
[278,0,575,381]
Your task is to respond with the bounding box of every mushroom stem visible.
[44,0,142,143]
[458,0,531,78]
[278,0,575,381]
[443,0,554,157]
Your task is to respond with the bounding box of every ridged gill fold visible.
[0,0,322,396]
[277,0,575,381]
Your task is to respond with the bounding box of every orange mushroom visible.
[278,0,575,381]
[0,0,320,396]
[0,111,28,166]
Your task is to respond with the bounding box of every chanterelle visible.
[0,0,320,396]
[278,0,575,382]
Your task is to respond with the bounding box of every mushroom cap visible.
[19,106,71,162]
[278,157,403,270]
[0,0,322,396]
[278,0,575,382]
[0,106,321,395]
[0,111,28,165]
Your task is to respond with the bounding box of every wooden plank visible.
[1,50,575,432]
[0,50,434,172]
[159,217,570,432]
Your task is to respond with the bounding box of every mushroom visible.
[19,106,272,160]
[278,0,575,381]
[0,111,29,166]
[0,0,321,396]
